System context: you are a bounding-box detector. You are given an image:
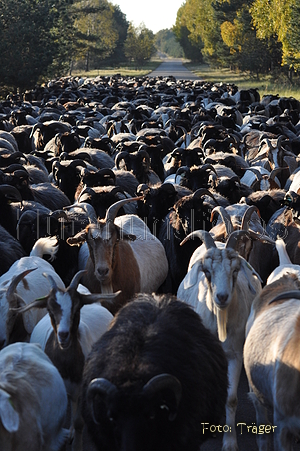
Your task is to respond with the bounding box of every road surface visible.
[148,58,202,80]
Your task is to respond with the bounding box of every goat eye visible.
[233,268,239,277]
[204,270,211,281]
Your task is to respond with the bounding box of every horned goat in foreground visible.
[244,238,300,451]
[14,270,117,450]
[0,341,69,451]
[80,293,228,451]
[177,230,262,451]
[67,197,169,314]
[0,236,64,349]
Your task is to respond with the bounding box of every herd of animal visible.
[1,73,300,451]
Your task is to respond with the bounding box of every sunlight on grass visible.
[72,60,161,78]
[185,63,300,100]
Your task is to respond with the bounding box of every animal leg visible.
[222,356,242,451]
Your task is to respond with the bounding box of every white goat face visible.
[201,249,241,309]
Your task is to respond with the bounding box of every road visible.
[69,62,300,451]
[148,58,202,81]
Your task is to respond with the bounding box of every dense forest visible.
[0,0,299,94]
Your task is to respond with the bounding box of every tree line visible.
[0,0,157,94]
[2,0,298,96]
[173,0,300,79]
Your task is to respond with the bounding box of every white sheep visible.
[0,341,69,451]
[177,229,262,451]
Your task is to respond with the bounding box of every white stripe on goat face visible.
[54,291,73,348]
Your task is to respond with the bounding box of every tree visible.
[72,0,119,71]
[173,5,204,62]
[174,0,221,62]
[155,29,184,59]
[47,0,76,78]
[124,23,156,68]
[251,0,300,72]
[100,5,129,66]
[216,2,281,74]
[0,0,55,93]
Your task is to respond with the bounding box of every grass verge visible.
[185,63,300,100]
[72,60,161,78]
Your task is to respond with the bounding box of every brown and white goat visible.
[67,197,169,314]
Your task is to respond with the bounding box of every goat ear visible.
[10,297,48,314]
[118,226,136,241]
[183,262,203,289]
[67,229,87,246]
[0,389,19,432]
[80,290,122,305]
[122,233,136,241]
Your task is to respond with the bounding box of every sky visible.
[110,0,184,34]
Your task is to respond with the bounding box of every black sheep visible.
[81,293,228,451]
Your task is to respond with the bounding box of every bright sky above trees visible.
[109,0,184,33]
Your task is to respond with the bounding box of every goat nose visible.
[217,293,228,306]
[97,267,109,277]
[58,331,69,343]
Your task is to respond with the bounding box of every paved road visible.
[148,58,202,81]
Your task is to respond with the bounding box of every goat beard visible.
[215,306,228,342]
[100,283,114,294]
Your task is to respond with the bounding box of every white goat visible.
[177,229,262,451]
[0,341,68,451]
[0,236,64,348]
[15,270,117,451]
[244,238,300,450]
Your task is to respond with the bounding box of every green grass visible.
[72,59,161,78]
[185,63,300,100]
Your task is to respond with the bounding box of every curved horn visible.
[0,184,22,202]
[3,164,26,174]
[115,151,129,169]
[269,167,288,184]
[7,268,37,306]
[201,163,218,174]
[180,230,216,249]
[68,270,87,291]
[241,206,260,231]
[143,373,182,420]
[42,273,59,291]
[105,196,143,223]
[50,209,68,220]
[210,206,234,236]
[225,230,251,250]
[160,182,176,194]
[96,168,116,180]
[69,159,87,169]
[87,378,118,424]
[192,188,218,204]
[29,122,42,138]
[175,166,190,177]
